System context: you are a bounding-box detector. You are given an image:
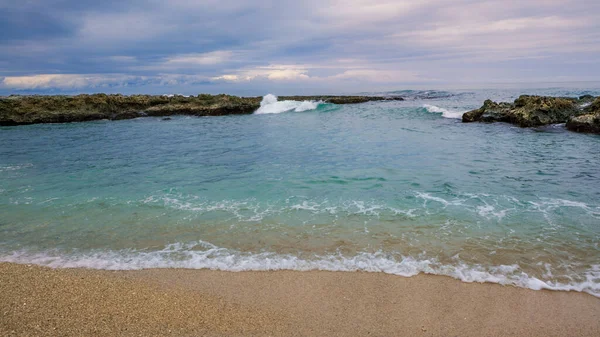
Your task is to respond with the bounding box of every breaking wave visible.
[255,94,323,114]
[1,242,598,297]
[423,104,465,119]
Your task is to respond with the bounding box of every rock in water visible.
[462,99,513,123]
[463,95,580,127]
[566,97,600,134]
[511,95,580,126]
[584,96,600,113]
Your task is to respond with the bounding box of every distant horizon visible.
[2,80,600,98]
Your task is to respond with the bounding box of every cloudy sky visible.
[1,0,599,95]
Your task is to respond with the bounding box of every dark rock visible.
[566,97,600,133]
[162,117,172,121]
[510,95,579,126]
[462,95,580,127]
[462,99,513,123]
[566,114,600,133]
[584,96,600,113]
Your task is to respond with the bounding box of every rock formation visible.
[0,94,403,126]
[566,97,600,133]
[462,95,584,127]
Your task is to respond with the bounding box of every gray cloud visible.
[1,0,599,94]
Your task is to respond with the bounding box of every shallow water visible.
[1,88,599,296]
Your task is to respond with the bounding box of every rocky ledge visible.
[565,97,600,133]
[0,94,404,126]
[463,95,600,133]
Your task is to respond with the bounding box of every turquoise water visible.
[1,89,599,296]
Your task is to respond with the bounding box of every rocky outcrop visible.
[462,95,585,127]
[566,97,600,133]
[0,94,401,126]
[462,99,513,123]
[0,94,258,126]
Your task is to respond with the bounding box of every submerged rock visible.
[463,95,583,127]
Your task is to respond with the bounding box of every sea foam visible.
[255,94,322,114]
[423,104,465,119]
[1,242,598,297]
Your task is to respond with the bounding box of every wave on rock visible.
[255,94,322,114]
[423,104,465,119]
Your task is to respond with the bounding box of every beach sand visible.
[1,262,599,336]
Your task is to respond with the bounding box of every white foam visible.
[528,198,600,219]
[255,94,322,114]
[415,192,598,221]
[0,163,33,172]
[423,104,465,119]
[142,194,418,222]
[476,205,508,220]
[1,242,598,297]
[415,192,460,207]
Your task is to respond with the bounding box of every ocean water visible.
[1,88,600,297]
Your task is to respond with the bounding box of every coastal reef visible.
[0,94,402,126]
[461,95,595,127]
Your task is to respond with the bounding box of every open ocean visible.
[1,88,599,297]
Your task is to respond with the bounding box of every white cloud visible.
[0,73,214,90]
[213,65,311,82]
[211,63,429,84]
[165,51,233,66]
[395,15,592,46]
[212,74,240,81]
[267,68,309,81]
[327,69,422,82]
[1,74,138,89]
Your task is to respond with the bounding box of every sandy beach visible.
[1,262,599,336]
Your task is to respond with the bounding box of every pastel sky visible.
[1,0,599,95]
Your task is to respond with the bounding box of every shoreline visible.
[2,262,599,336]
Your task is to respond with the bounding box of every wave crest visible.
[255,94,322,114]
[423,104,465,119]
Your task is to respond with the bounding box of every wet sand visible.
[1,262,599,336]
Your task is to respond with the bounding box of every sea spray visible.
[423,104,465,119]
[255,94,322,114]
